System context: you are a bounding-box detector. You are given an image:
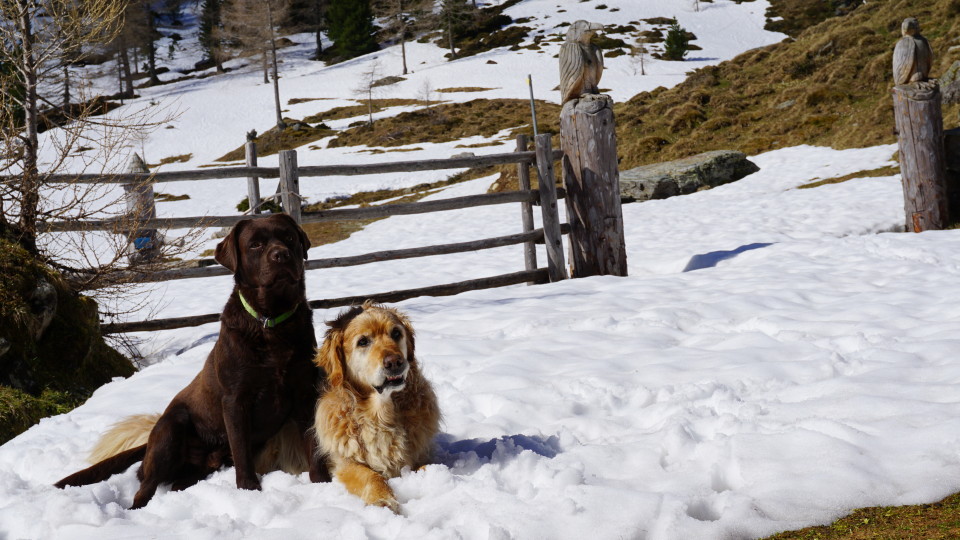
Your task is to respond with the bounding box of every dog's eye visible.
[249,241,263,250]
[357,336,370,347]
[390,328,402,341]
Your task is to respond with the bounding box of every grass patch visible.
[215,121,336,162]
[327,98,560,149]
[303,99,437,124]
[797,165,898,189]
[764,492,960,539]
[148,153,192,167]
[436,87,497,93]
[287,97,334,105]
[155,193,191,202]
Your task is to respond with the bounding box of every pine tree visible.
[662,21,689,61]
[326,0,378,60]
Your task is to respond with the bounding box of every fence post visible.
[892,86,948,231]
[279,149,302,224]
[123,153,161,264]
[534,134,567,282]
[559,95,628,277]
[245,130,261,214]
[516,134,537,282]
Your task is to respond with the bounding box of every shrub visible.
[662,21,690,61]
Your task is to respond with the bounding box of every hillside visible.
[616,0,960,168]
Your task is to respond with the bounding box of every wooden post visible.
[534,134,567,282]
[559,95,628,277]
[122,153,161,264]
[516,134,537,282]
[279,149,302,224]
[245,130,261,214]
[892,83,949,232]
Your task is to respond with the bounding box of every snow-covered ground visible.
[6,1,959,539]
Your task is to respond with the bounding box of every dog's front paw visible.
[376,497,400,514]
[236,475,262,491]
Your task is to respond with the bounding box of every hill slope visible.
[615,0,960,168]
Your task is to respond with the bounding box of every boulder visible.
[619,150,759,202]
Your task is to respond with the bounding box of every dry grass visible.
[797,165,899,189]
[302,99,438,124]
[327,99,560,149]
[436,87,497,93]
[148,153,192,167]
[615,0,960,169]
[764,492,960,539]
[215,122,335,162]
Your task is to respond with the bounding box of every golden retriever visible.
[313,301,440,513]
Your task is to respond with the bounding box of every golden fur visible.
[313,301,441,513]
[87,414,159,464]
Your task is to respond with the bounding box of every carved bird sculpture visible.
[893,17,933,85]
[559,20,605,105]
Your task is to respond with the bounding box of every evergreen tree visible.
[662,20,690,61]
[326,0,378,60]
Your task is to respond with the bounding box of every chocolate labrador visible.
[55,213,329,508]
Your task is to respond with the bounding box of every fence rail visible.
[29,108,628,334]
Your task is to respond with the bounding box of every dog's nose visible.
[269,247,290,263]
[383,354,404,373]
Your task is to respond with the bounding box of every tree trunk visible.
[560,96,628,277]
[17,0,39,252]
[447,16,456,58]
[314,0,323,58]
[261,49,269,84]
[398,0,408,74]
[892,83,948,232]
[118,41,134,97]
[267,2,285,131]
[146,8,161,85]
[62,64,70,107]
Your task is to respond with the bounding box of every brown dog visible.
[313,302,440,513]
[55,213,329,508]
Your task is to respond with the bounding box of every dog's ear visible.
[315,328,344,387]
[214,220,249,273]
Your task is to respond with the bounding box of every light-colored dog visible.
[313,301,440,512]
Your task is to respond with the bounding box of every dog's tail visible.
[88,413,158,464]
[54,444,146,488]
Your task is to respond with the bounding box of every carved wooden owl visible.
[893,17,933,85]
[559,21,605,104]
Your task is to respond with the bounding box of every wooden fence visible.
[42,134,572,334]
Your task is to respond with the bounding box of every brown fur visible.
[55,214,330,508]
[313,301,441,513]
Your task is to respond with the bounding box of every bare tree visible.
[0,0,199,302]
[355,58,383,126]
[630,25,648,76]
[219,0,289,129]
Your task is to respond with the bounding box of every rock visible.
[26,279,57,341]
[450,152,476,159]
[941,61,960,105]
[619,150,759,202]
[372,75,406,88]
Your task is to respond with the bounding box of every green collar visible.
[238,291,298,328]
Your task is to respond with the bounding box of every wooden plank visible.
[516,134,538,280]
[892,83,948,232]
[534,134,568,282]
[41,189,550,232]
[279,150,302,224]
[560,96,628,277]
[101,269,549,333]
[88,228,551,285]
[245,138,261,214]
[25,149,564,185]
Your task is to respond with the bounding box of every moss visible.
[0,233,132,444]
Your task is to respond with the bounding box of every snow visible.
[5,1,959,539]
